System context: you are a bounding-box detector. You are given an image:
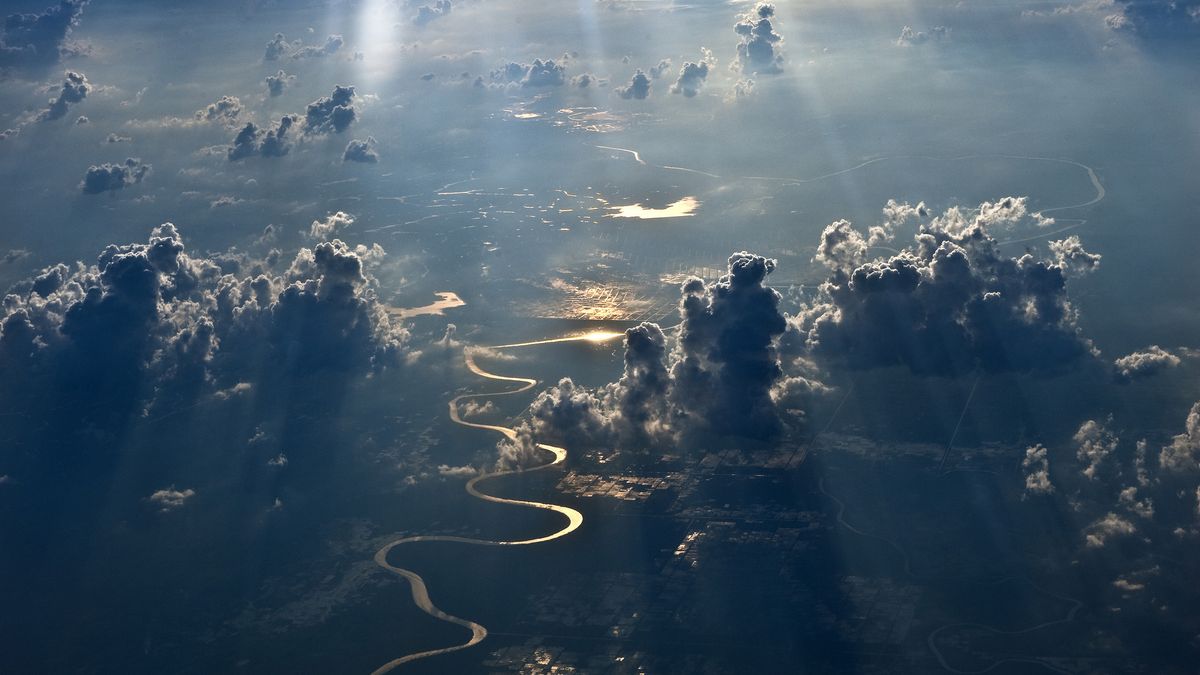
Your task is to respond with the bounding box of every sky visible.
[1,0,1199,673]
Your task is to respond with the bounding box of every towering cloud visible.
[791,198,1099,375]
[37,70,89,121]
[734,3,785,75]
[79,157,150,194]
[670,49,716,98]
[616,69,651,100]
[265,70,293,97]
[0,224,408,416]
[228,115,298,160]
[0,0,88,68]
[498,252,792,465]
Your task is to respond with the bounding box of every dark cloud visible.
[36,70,90,122]
[79,157,150,194]
[1114,345,1182,381]
[616,69,651,100]
[791,198,1100,375]
[304,85,357,134]
[343,136,379,163]
[414,0,452,26]
[0,223,408,415]
[228,115,298,160]
[670,50,715,98]
[265,69,293,97]
[734,3,784,75]
[490,59,566,87]
[499,253,794,464]
[571,73,595,88]
[194,95,243,127]
[0,0,88,69]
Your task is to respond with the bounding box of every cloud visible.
[414,0,452,26]
[572,73,595,88]
[491,59,567,88]
[1074,417,1118,480]
[228,115,298,160]
[265,32,343,61]
[500,252,793,464]
[308,211,355,241]
[1114,345,1181,381]
[648,59,672,79]
[734,3,784,75]
[80,157,150,194]
[1160,401,1200,473]
[266,70,294,97]
[895,25,949,46]
[194,95,243,127]
[148,486,195,512]
[304,85,357,134]
[791,197,1099,375]
[0,223,409,426]
[264,32,289,61]
[1022,444,1054,495]
[0,0,88,68]
[670,49,716,98]
[437,464,477,477]
[37,70,90,122]
[105,132,130,143]
[616,69,651,100]
[343,136,379,163]
[1085,512,1137,548]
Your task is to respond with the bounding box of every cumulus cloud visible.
[896,25,949,46]
[80,157,150,194]
[572,73,595,88]
[265,69,294,97]
[0,0,88,68]
[616,69,651,100]
[670,49,716,98]
[734,3,784,75]
[228,115,298,160]
[1074,418,1118,480]
[499,253,794,465]
[1114,345,1181,381]
[490,59,567,88]
[308,211,354,241]
[791,197,1099,375]
[264,32,343,60]
[304,85,357,134]
[37,70,90,122]
[194,95,243,127]
[1160,401,1200,473]
[343,136,379,163]
[148,486,195,512]
[0,223,408,422]
[648,59,672,79]
[1022,443,1054,495]
[1085,512,1137,548]
[414,0,452,26]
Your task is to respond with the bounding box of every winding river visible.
[370,331,623,674]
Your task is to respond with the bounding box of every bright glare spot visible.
[582,331,624,342]
[608,196,700,219]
